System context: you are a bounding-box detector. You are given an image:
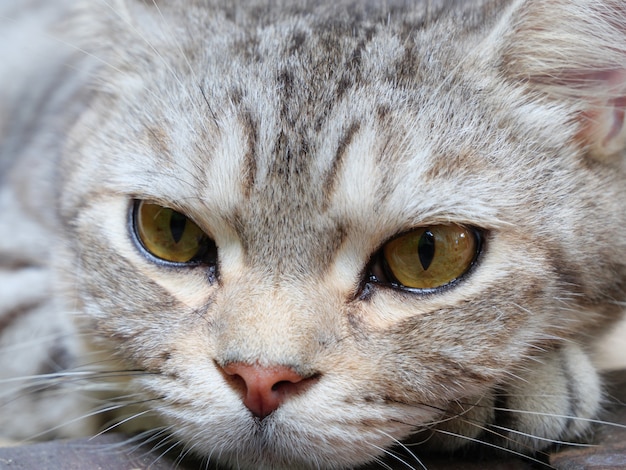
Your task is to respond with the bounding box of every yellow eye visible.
[134,201,214,264]
[382,225,479,290]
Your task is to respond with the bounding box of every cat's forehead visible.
[76,0,559,274]
[109,0,513,191]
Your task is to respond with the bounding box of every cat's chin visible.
[158,395,433,469]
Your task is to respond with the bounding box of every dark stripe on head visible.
[239,110,258,197]
[322,120,361,207]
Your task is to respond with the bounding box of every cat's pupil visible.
[418,230,435,271]
[169,211,187,244]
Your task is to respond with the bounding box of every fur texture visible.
[1,0,625,468]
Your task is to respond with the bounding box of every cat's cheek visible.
[350,230,572,401]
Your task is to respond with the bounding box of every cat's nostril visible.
[221,362,316,419]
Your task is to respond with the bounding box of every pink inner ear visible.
[570,70,626,158]
[605,96,626,144]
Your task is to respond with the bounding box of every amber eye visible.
[381,225,479,290]
[134,201,215,264]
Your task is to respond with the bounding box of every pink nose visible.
[221,362,311,419]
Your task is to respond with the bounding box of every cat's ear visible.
[575,71,626,160]
[503,0,626,161]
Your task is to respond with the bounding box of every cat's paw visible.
[421,343,601,455]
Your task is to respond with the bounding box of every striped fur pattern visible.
[1,0,625,468]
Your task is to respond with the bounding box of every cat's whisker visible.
[492,407,626,430]
[452,393,625,434]
[367,442,423,470]
[81,426,186,469]
[96,426,171,451]
[444,406,581,451]
[0,371,126,406]
[14,399,137,444]
[488,422,597,448]
[111,426,174,455]
[375,429,429,470]
[0,370,98,386]
[99,421,180,468]
[432,428,553,468]
[0,331,85,354]
[146,434,188,469]
[369,457,395,470]
[389,391,619,466]
[402,398,487,429]
[170,430,206,468]
[91,408,153,438]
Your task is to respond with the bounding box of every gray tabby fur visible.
[0,0,625,468]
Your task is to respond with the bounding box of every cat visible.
[1,0,625,468]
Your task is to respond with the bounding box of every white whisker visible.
[488,423,597,448]
[432,428,552,468]
[492,408,626,430]
[369,441,425,470]
[377,429,428,470]
[90,408,153,439]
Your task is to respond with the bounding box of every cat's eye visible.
[372,225,480,291]
[133,201,216,265]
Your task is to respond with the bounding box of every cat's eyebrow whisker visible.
[26,44,208,190]
[98,0,212,137]
[198,84,220,130]
[144,0,220,130]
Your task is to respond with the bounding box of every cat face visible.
[54,0,626,468]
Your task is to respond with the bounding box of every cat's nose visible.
[221,362,314,419]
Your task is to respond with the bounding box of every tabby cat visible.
[1,0,625,468]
